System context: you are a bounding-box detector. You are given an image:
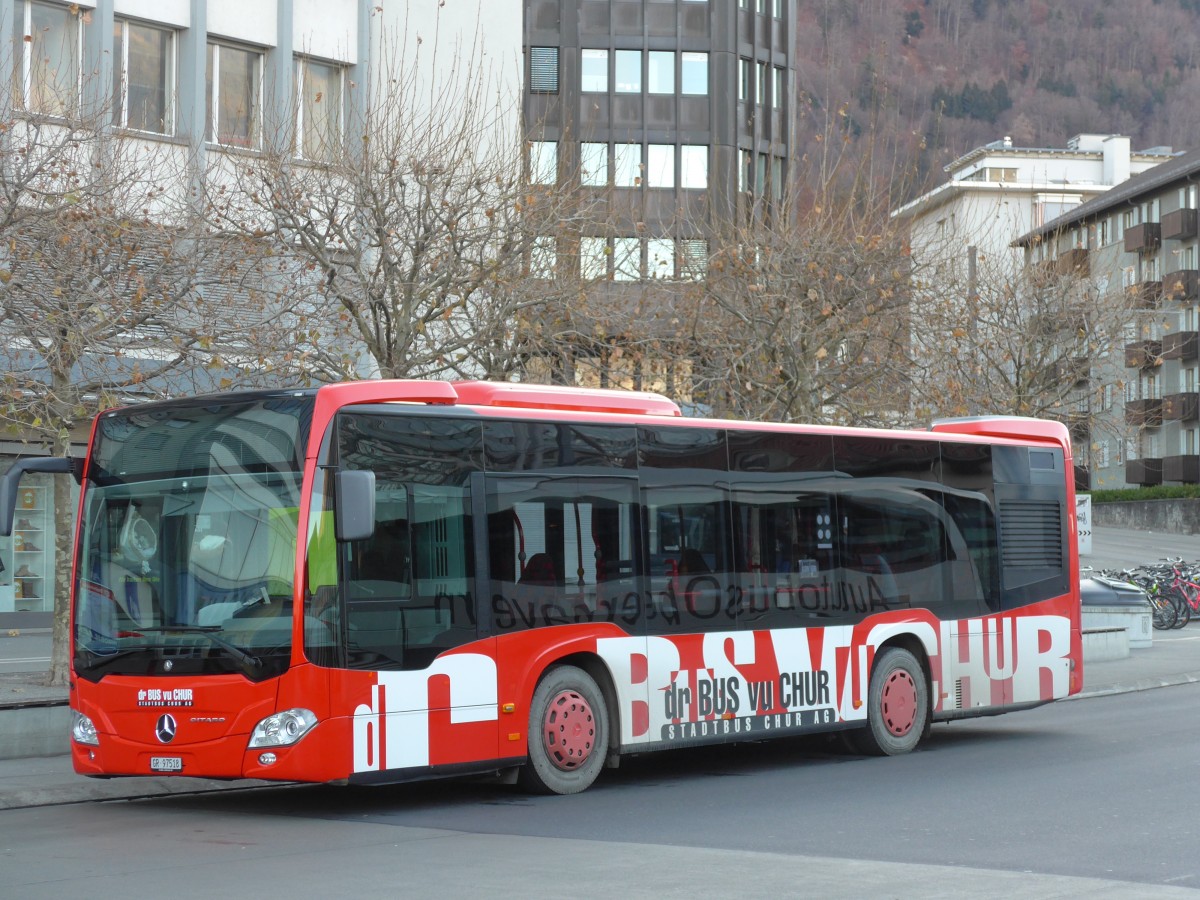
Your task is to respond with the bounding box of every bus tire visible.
[855,647,929,756]
[519,666,609,795]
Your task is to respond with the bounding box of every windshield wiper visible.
[75,646,153,678]
[137,626,262,674]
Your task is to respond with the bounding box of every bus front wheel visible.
[519,666,609,795]
[854,647,930,756]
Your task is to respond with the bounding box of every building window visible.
[113,20,173,134]
[1185,429,1198,456]
[739,149,752,193]
[613,143,641,187]
[612,237,640,281]
[680,146,708,189]
[529,46,559,93]
[580,237,608,280]
[1185,365,1199,392]
[529,236,557,279]
[771,156,784,201]
[739,58,751,101]
[680,52,707,95]
[581,49,608,92]
[646,144,674,188]
[680,239,708,279]
[648,51,674,93]
[774,0,784,16]
[12,0,81,116]
[206,43,262,149]
[647,238,675,279]
[580,142,608,186]
[615,50,640,93]
[528,140,558,185]
[295,58,343,161]
[773,66,785,109]
[756,61,767,106]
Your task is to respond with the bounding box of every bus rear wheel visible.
[854,647,929,756]
[519,666,609,795]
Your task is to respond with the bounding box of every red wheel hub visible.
[542,689,596,771]
[880,669,918,737]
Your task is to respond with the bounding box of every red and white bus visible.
[0,380,1082,793]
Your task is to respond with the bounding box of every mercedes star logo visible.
[155,713,177,744]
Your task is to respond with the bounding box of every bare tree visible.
[0,106,296,684]
[907,243,1135,459]
[209,20,589,383]
[685,200,915,425]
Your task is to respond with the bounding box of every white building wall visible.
[371,1,524,154]
[207,0,278,45]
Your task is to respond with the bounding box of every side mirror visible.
[334,470,376,543]
[0,457,78,536]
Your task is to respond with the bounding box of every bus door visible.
[331,412,497,775]
[732,481,837,630]
[641,483,733,633]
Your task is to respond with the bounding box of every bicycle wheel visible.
[1170,589,1192,628]
[1150,592,1177,630]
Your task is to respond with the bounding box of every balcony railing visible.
[1162,269,1199,304]
[1044,247,1090,278]
[1125,398,1163,427]
[1163,455,1200,483]
[1162,208,1198,241]
[1162,331,1198,361]
[1124,340,1161,368]
[1125,458,1163,486]
[1074,464,1091,492]
[1124,222,1162,253]
[1163,391,1200,420]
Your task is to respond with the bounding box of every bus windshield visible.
[74,396,312,682]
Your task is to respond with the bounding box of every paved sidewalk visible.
[1,525,1197,810]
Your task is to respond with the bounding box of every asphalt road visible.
[3,682,1200,898]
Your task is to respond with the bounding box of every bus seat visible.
[520,553,558,586]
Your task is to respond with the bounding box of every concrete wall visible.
[1092,498,1200,535]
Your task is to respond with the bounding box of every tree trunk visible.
[46,431,74,687]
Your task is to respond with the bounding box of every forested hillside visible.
[794,0,1200,204]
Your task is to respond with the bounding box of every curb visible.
[1069,671,1200,700]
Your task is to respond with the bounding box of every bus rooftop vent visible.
[451,381,682,417]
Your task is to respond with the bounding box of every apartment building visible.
[1018,147,1200,491]
[892,134,1174,283]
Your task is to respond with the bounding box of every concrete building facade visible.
[521,0,794,395]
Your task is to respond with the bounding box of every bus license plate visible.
[150,756,183,773]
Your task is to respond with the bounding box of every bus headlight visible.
[248,708,318,748]
[72,711,99,746]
